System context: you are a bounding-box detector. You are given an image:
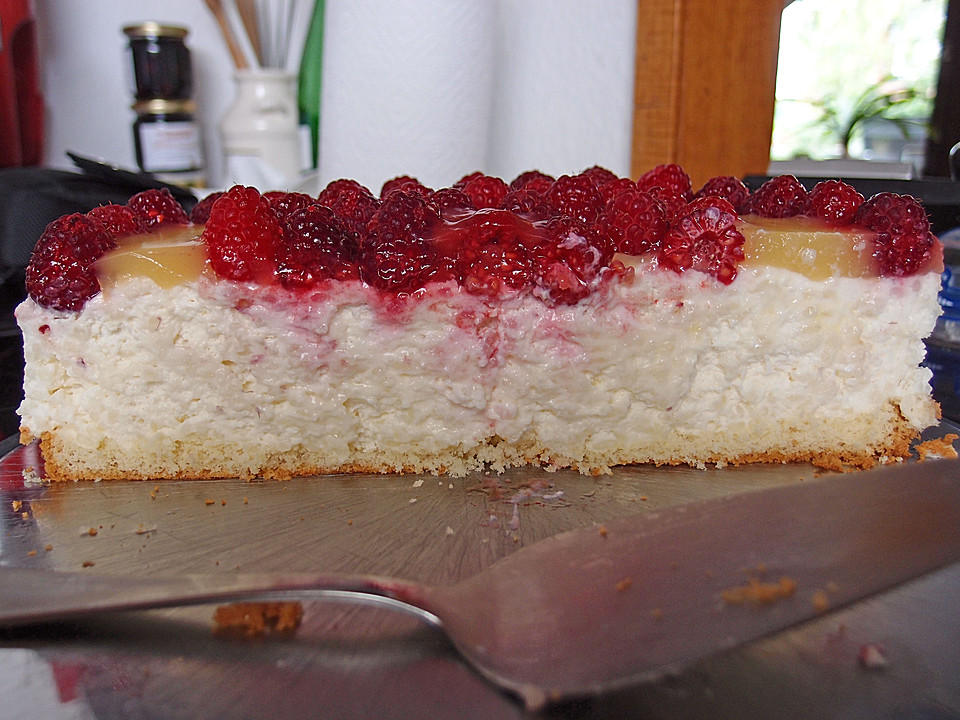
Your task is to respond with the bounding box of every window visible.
[771,0,946,175]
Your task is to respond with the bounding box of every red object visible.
[0,0,43,167]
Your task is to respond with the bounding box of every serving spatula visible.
[2,460,958,709]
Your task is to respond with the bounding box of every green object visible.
[298,0,325,169]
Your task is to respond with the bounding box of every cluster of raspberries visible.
[25,164,937,312]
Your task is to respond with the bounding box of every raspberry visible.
[276,205,359,287]
[380,175,431,199]
[435,210,539,297]
[459,242,535,297]
[126,188,189,231]
[658,196,744,284]
[25,213,116,311]
[365,191,439,244]
[317,179,380,237]
[454,171,485,189]
[509,170,555,194]
[581,165,619,187]
[745,175,807,218]
[598,177,638,207]
[429,187,475,220]
[500,188,551,221]
[202,185,283,283]
[598,189,668,255]
[853,192,935,276]
[532,217,612,305]
[546,174,605,224]
[263,191,315,226]
[86,204,141,239]
[636,164,693,218]
[694,176,750,212]
[190,191,224,224]
[359,235,440,292]
[637,163,693,202]
[460,174,509,209]
[360,192,441,292]
[802,180,864,226]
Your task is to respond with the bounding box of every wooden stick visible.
[236,0,264,66]
[205,0,249,69]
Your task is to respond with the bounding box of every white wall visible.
[35,0,636,192]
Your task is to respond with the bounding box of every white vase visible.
[220,69,302,190]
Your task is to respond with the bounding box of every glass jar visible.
[133,98,205,187]
[123,23,193,101]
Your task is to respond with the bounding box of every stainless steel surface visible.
[3,457,960,712]
[1,427,960,719]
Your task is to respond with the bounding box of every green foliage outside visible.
[771,0,945,161]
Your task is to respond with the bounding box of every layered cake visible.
[16,166,943,480]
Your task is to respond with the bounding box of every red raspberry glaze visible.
[24,169,944,313]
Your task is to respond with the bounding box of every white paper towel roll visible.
[316,0,497,194]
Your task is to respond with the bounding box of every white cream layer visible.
[16,265,942,477]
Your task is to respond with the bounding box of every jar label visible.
[138,121,203,172]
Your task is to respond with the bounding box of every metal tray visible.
[1,427,959,720]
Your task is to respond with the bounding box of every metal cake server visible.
[1,460,959,710]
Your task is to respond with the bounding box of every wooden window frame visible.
[631,0,786,186]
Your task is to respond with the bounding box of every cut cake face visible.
[16,166,944,480]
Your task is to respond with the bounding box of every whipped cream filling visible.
[17,264,942,472]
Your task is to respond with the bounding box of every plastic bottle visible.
[297,0,325,170]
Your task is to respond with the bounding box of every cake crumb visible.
[205,499,216,506]
[615,577,633,591]
[858,643,888,669]
[45,544,53,552]
[11,500,22,512]
[651,607,663,619]
[722,576,797,605]
[22,466,42,485]
[213,602,303,638]
[82,560,95,567]
[27,550,37,557]
[915,434,959,461]
[21,511,28,520]
[86,527,98,537]
[597,524,608,538]
[412,479,424,488]
[812,589,830,612]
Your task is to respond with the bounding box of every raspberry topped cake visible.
[16,165,943,480]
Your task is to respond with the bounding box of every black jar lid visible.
[123,22,189,40]
[133,98,197,115]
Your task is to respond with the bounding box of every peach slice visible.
[739,216,876,280]
[97,225,207,290]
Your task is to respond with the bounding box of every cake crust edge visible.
[21,404,930,482]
